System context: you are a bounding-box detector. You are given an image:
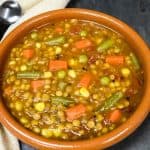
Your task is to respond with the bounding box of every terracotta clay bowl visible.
[0,9,150,150]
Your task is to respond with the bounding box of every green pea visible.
[68,69,76,78]
[55,46,62,54]
[58,82,67,90]
[43,71,52,78]
[20,65,27,71]
[15,101,23,111]
[73,120,80,127]
[53,128,62,137]
[79,30,87,37]
[34,102,45,112]
[31,32,38,40]
[79,87,90,97]
[33,127,40,133]
[41,128,52,138]
[79,54,88,64]
[35,42,41,48]
[121,67,131,78]
[68,58,78,67]
[57,70,66,79]
[87,120,95,128]
[20,117,28,124]
[100,76,110,86]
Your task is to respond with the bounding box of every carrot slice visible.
[105,56,124,65]
[49,60,67,71]
[31,80,44,92]
[74,39,92,49]
[66,104,86,122]
[78,73,92,88]
[55,27,63,33]
[22,49,34,59]
[109,109,122,123]
[4,86,12,96]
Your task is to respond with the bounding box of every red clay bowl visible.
[0,8,150,150]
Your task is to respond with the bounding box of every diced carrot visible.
[109,109,122,123]
[66,104,86,122]
[22,49,34,59]
[74,39,92,49]
[31,80,44,92]
[105,55,124,65]
[78,73,92,88]
[49,60,67,71]
[4,86,12,96]
[55,27,63,33]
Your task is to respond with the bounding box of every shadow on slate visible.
[21,0,150,150]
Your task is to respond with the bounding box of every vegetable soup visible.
[2,19,144,140]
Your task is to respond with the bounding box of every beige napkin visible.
[0,0,70,150]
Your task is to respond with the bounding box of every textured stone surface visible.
[20,0,150,149]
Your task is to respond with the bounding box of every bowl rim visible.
[0,8,150,150]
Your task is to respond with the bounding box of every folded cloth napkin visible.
[0,0,70,150]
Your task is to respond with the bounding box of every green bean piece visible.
[17,72,41,79]
[51,96,75,106]
[45,36,66,46]
[97,39,114,53]
[98,91,123,112]
[129,53,140,70]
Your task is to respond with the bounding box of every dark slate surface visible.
[17,0,150,149]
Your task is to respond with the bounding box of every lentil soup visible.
[2,19,144,140]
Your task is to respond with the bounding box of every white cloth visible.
[2,0,70,39]
[0,0,70,150]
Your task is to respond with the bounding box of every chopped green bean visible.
[98,91,123,112]
[17,72,41,79]
[45,36,66,46]
[129,53,140,70]
[97,39,114,53]
[51,96,75,106]
[17,71,53,79]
